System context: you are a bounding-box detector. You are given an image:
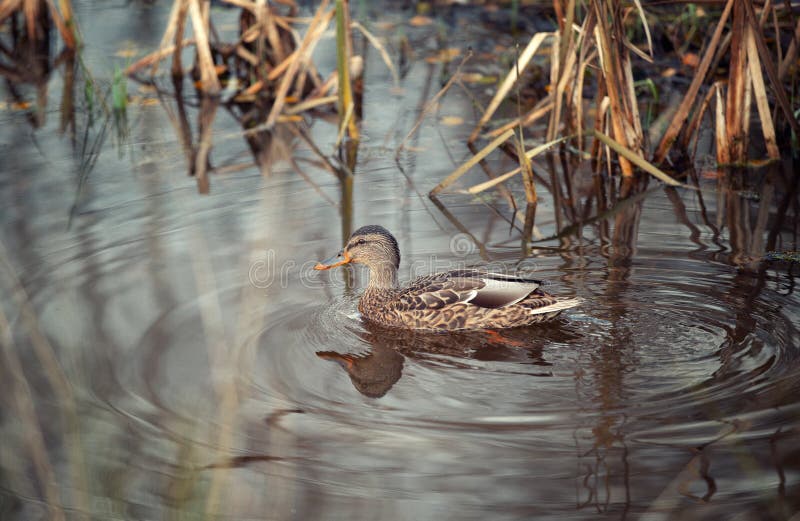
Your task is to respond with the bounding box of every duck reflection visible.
[317,344,404,399]
[317,320,580,398]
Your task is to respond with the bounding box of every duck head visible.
[314,225,400,274]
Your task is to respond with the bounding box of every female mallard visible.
[314,225,582,331]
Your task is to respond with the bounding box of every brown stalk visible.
[126,38,195,75]
[188,0,220,94]
[742,0,800,138]
[45,0,76,49]
[778,17,800,80]
[23,0,39,41]
[547,31,579,142]
[715,84,730,165]
[483,99,553,139]
[468,32,551,144]
[726,0,748,163]
[681,80,722,152]
[264,1,332,129]
[746,19,779,159]
[0,0,23,25]
[171,0,189,77]
[430,128,515,195]
[572,17,598,151]
[592,0,637,177]
[653,0,735,164]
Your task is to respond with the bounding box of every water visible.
[1,2,799,520]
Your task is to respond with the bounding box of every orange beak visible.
[314,250,352,270]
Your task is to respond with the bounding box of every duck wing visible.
[396,270,544,311]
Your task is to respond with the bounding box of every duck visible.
[314,225,582,331]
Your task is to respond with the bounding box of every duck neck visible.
[365,262,398,291]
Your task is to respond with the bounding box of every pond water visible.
[1,2,799,520]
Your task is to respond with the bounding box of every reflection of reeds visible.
[0,0,77,50]
[0,0,78,129]
[0,239,90,521]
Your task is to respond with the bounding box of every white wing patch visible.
[465,275,541,309]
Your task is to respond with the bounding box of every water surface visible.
[1,2,799,520]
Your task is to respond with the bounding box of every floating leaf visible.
[425,48,461,64]
[682,53,700,68]
[409,15,433,27]
[459,72,496,84]
[115,48,139,58]
[440,116,464,126]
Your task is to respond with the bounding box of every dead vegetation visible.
[430,0,799,242]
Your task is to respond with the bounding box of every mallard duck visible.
[314,225,582,331]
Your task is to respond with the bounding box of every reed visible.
[465,0,799,175]
[0,0,78,50]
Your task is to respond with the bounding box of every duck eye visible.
[354,239,367,247]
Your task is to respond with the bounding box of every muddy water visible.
[2,2,800,520]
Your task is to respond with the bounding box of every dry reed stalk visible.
[681,81,721,153]
[194,97,218,193]
[653,0,735,164]
[351,21,399,87]
[126,38,195,75]
[44,0,76,49]
[0,0,77,49]
[483,99,554,139]
[545,31,572,142]
[778,17,800,80]
[0,0,23,23]
[464,135,570,194]
[148,0,184,76]
[591,0,644,177]
[726,0,748,163]
[468,32,552,143]
[430,128,515,195]
[335,0,358,141]
[514,134,538,241]
[188,0,220,94]
[284,94,337,114]
[591,129,682,186]
[742,0,800,139]
[264,1,332,129]
[746,22,779,159]
[715,85,730,165]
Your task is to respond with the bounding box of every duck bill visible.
[314,250,352,270]
[316,351,356,369]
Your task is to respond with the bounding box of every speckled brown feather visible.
[358,269,580,331]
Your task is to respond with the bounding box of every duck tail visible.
[528,297,583,315]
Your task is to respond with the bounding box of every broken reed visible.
[126,0,364,143]
[0,0,78,50]
[461,0,799,180]
[432,0,800,242]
